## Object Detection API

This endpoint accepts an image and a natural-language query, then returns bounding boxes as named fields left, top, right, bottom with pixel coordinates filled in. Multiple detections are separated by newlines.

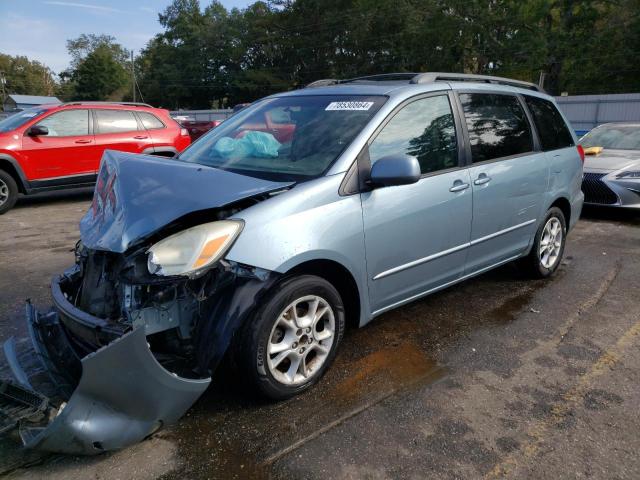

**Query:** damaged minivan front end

left=2, top=150, right=289, bottom=454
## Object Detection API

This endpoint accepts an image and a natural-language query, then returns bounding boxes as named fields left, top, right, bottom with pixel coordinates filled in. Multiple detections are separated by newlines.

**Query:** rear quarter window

left=524, top=96, right=574, bottom=151
left=138, top=112, right=165, bottom=130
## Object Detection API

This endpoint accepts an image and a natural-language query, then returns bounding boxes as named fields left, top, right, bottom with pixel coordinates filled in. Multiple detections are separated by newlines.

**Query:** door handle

left=134, top=135, right=148, bottom=139
left=474, top=174, right=492, bottom=185
left=449, top=181, right=470, bottom=193
left=74, top=139, right=92, bottom=144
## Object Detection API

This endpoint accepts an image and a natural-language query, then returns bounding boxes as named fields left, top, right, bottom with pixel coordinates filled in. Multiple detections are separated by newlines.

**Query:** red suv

left=0, top=102, right=191, bottom=214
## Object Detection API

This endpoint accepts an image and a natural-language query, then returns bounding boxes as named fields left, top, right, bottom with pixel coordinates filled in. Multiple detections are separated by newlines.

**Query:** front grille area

left=582, top=173, right=619, bottom=205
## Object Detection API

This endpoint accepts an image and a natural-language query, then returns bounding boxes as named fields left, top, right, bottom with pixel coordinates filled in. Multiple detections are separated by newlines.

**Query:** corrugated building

left=3, top=94, right=61, bottom=112
left=555, top=93, right=640, bottom=135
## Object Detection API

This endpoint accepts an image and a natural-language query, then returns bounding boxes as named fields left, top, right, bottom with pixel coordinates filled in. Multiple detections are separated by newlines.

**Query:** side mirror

left=27, top=125, right=49, bottom=136
left=369, top=154, right=421, bottom=188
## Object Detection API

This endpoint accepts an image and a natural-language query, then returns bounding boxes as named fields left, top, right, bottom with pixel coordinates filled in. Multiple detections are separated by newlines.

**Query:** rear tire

left=0, top=170, right=18, bottom=215
left=237, top=275, right=345, bottom=400
left=521, top=207, right=567, bottom=278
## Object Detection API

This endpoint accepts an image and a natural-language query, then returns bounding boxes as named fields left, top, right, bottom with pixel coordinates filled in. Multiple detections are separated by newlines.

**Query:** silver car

left=3, top=73, right=584, bottom=454
left=580, top=122, right=640, bottom=208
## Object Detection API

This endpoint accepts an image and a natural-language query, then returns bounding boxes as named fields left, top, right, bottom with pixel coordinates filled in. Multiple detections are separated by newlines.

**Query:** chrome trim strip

left=372, top=254, right=523, bottom=316
left=469, top=219, right=536, bottom=246
left=35, top=172, right=96, bottom=182
left=373, top=219, right=536, bottom=281
left=373, top=242, right=469, bottom=280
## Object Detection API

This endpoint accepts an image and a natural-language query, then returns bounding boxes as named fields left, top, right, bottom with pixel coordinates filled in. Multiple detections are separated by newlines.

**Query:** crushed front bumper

left=2, top=302, right=210, bottom=455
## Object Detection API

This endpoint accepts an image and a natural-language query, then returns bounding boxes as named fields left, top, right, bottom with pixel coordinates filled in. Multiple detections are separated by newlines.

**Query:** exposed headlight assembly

left=147, top=220, right=243, bottom=277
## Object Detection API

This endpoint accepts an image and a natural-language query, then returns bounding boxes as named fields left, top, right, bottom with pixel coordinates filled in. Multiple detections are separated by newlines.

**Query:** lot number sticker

left=325, top=101, right=374, bottom=111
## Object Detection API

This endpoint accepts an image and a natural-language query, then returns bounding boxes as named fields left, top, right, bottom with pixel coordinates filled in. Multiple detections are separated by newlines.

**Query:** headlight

left=147, top=220, right=243, bottom=276
left=617, top=171, right=640, bottom=179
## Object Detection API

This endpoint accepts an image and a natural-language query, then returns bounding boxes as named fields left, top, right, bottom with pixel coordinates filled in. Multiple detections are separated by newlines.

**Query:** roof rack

left=306, top=72, right=543, bottom=92
left=410, top=72, right=542, bottom=92
left=61, top=101, right=153, bottom=107
left=306, top=79, right=340, bottom=88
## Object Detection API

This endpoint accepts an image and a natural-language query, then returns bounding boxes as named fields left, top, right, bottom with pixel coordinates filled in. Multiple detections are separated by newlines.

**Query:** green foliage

left=0, top=53, right=57, bottom=97
left=6, top=0, right=640, bottom=107
left=60, top=34, right=131, bottom=101
left=71, top=45, right=129, bottom=101
left=135, top=0, right=640, bottom=107
left=66, top=34, right=129, bottom=69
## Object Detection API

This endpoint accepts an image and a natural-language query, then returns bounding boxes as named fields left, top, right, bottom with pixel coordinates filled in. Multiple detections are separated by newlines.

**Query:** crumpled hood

left=584, top=149, right=640, bottom=173
left=80, top=150, right=292, bottom=253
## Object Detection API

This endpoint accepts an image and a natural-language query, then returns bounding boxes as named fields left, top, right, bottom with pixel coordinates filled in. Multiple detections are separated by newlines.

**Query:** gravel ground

left=1, top=190, right=639, bottom=480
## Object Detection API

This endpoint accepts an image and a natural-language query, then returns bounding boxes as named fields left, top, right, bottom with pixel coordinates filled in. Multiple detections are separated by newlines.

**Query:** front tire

left=521, top=207, right=567, bottom=278
left=238, top=275, right=345, bottom=400
left=0, top=170, right=18, bottom=215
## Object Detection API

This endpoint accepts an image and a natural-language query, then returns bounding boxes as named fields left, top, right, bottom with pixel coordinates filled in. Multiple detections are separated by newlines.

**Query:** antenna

left=131, top=50, right=136, bottom=103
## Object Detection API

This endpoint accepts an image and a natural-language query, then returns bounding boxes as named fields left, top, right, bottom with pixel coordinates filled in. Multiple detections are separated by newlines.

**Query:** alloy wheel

left=0, top=178, right=8, bottom=207
left=266, top=295, right=336, bottom=385
left=539, top=217, right=563, bottom=269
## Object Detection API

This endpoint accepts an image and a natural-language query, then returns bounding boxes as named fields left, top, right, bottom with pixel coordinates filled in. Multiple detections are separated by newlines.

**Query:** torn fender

left=14, top=310, right=210, bottom=455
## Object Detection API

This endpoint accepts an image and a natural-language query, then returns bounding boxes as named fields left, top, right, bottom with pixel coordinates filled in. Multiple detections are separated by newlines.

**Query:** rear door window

left=369, top=95, right=459, bottom=175
left=459, top=93, right=533, bottom=162
left=95, top=110, right=139, bottom=134
left=138, top=112, right=165, bottom=130
left=523, top=96, right=574, bottom=151
left=36, top=109, right=89, bottom=137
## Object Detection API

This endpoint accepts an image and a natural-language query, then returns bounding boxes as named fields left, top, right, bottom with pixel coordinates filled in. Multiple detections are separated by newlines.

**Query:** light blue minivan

left=7, top=73, right=584, bottom=454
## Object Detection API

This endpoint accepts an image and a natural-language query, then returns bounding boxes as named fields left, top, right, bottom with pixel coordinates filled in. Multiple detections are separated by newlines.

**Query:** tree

left=66, top=34, right=129, bottom=69
left=137, top=0, right=212, bottom=108
left=71, top=45, right=129, bottom=100
left=0, top=53, right=57, bottom=97
left=134, top=0, right=640, bottom=107
left=60, top=34, right=130, bottom=101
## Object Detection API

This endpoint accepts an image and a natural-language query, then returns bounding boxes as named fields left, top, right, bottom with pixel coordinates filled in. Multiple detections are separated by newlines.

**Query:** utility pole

left=0, top=72, right=6, bottom=110
left=131, top=50, right=136, bottom=103
left=538, top=71, right=547, bottom=90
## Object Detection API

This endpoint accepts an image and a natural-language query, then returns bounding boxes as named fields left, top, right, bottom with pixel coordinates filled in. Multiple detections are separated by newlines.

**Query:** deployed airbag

left=213, top=131, right=281, bottom=159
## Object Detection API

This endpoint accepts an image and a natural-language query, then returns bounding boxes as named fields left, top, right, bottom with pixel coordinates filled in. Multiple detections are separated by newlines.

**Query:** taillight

left=180, top=128, right=189, bottom=137
left=577, top=145, right=585, bottom=163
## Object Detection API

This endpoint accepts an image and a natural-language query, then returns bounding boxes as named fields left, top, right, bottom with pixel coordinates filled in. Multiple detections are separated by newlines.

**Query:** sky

left=0, top=0, right=252, bottom=75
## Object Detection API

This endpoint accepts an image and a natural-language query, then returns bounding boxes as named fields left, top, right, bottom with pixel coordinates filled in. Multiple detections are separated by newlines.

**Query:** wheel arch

left=549, top=196, right=571, bottom=227
left=0, top=154, right=29, bottom=194
left=285, top=259, right=362, bottom=330
left=142, top=146, right=177, bottom=157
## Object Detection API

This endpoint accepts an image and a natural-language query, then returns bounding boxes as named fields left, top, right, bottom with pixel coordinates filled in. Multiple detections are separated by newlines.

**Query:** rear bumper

left=2, top=301, right=210, bottom=455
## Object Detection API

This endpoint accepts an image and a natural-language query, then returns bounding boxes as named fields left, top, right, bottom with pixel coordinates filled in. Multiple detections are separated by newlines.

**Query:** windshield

left=581, top=125, right=640, bottom=150
left=178, top=95, right=386, bottom=182
left=0, top=108, right=46, bottom=133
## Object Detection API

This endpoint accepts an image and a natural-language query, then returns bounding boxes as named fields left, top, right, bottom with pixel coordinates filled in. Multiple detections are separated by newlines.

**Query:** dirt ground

left=1, top=190, right=639, bottom=480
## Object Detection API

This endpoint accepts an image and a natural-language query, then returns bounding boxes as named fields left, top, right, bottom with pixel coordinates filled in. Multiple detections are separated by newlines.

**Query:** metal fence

left=555, top=93, right=640, bottom=135
left=169, top=109, right=233, bottom=122
left=3, top=97, right=631, bottom=134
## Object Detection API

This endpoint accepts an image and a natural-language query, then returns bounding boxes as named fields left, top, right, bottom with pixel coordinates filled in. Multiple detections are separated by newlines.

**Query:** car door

left=92, top=109, right=153, bottom=171
left=361, top=93, right=473, bottom=315
left=456, top=92, right=549, bottom=274
left=20, top=108, right=96, bottom=181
